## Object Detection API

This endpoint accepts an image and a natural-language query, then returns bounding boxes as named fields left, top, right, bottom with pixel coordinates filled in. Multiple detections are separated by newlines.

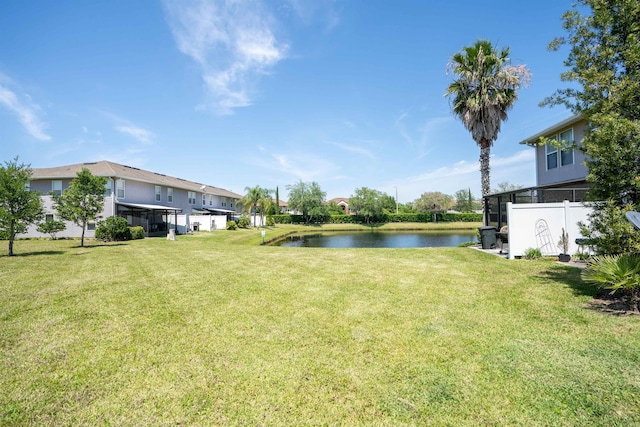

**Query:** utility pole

left=395, top=186, right=399, bottom=214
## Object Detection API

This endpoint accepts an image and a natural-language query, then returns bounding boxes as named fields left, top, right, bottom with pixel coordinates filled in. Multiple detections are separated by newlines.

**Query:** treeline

left=269, top=212, right=482, bottom=225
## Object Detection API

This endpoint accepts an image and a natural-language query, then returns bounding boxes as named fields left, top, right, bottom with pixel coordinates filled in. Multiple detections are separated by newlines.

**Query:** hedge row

left=269, top=212, right=482, bottom=224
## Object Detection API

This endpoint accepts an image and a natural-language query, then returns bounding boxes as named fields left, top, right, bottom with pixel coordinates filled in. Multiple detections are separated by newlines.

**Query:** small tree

left=287, top=181, right=327, bottom=224
left=37, top=220, right=66, bottom=239
left=52, top=168, right=107, bottom=247
left=413, top=192, right=454, bottom=213
left=0, top=157, right=45, bottom=256
left=349, top=187, right=384, bottom=224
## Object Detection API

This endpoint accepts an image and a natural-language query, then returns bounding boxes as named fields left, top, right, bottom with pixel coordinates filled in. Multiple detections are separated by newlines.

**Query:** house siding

left=533, top=119, right=589, bottom=187
left=22, top=161, right=241, bottom=239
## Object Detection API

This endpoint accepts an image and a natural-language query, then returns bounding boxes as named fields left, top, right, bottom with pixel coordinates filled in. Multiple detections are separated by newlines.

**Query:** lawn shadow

left=6, top=250, right=66, bottom=257
left=536, top=264, right=597, bottom=298
left=537, top=264, right=638, bottom=316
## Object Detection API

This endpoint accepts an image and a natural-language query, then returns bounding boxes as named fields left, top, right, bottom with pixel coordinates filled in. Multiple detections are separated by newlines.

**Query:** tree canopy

left=0, top=157, right=45, bottom=256
left=446, top=40, right=531, bottom=197
left=286, top=181, right=326, bottom=223
left=544, top=0, right=640, bottom=254
left=53, top=168, right=107, bottom=247
left=349, top=187, right=385, bottom=224
left=413, top=192, right=454, bottom=213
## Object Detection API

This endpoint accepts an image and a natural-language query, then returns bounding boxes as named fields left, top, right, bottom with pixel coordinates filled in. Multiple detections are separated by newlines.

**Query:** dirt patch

left=589, top=290, right=640, bottom=316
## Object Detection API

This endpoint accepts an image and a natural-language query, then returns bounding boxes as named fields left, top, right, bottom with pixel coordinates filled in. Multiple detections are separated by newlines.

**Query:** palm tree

left=445, top=40, right=531, bottom=197
left=240, top=185, right=263, bottom=227
left=240, top=185, right=273, bottom=227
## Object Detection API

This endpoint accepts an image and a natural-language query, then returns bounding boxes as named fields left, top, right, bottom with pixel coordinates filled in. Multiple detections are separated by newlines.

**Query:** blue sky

left=0, top=0, right=576, bottom=203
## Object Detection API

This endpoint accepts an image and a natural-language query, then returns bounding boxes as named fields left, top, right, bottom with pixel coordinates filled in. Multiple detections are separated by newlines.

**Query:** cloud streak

left=164, top=0, right=288, bottom=115
left=0, top=82, right=51, bottom=141
left=115, top=125, right=154, bottom=144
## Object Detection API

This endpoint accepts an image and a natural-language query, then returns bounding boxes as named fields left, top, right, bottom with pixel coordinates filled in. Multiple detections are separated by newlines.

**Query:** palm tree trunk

left=480, top=145, right=491, bottom=197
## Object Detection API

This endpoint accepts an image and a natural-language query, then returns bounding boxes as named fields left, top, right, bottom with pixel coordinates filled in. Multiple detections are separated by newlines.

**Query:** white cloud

left=394, top=111, right=453, bottom=160
left=0, top=83, right=51, bottom=141
left=164, top=0, right=288, bottom=115
left=115, top=125, right=154, bottom=144
left=329, top=141, right=375, bottom=160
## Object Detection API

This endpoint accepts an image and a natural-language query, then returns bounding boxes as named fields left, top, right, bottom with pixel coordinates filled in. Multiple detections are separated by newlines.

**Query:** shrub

left=266, top=216, right=275, bottom=226
left=129, top=226, right=145, bottom=240
left=36, top=220, right=66, bottom=239
left=226, top=221, right=237, bottom=230
left=523, top=247, right=542, bottom=260
left=237, top=214, right=251, bottom=228
left=95, top=216, right=131, bottom=241
left=582, top=253, right=640, bottom=312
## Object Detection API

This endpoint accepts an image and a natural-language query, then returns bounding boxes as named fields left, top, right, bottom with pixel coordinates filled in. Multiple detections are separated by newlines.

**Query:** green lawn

left=2, top=225, right=640, bottom=425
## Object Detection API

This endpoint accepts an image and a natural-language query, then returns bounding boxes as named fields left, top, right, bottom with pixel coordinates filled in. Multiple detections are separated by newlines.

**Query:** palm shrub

left=582, top=253, right=640, bottom=312
left=237, top=214, right=251, bottom=228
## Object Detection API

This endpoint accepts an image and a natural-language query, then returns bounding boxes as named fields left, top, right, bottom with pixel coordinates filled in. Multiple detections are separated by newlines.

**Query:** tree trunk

left=80, top=221, right=86, bottom=247
left=8, top=224, right=15, bottom=256
left=480, top=145, right=491, bottom=197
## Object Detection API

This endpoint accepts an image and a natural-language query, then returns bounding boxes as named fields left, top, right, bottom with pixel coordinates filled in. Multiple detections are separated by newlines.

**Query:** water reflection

left=275, top=231, right=476, bottom=248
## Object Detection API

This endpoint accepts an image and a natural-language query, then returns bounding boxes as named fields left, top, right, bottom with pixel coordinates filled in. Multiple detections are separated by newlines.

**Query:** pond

left=273, top=230, right=477, bottom=248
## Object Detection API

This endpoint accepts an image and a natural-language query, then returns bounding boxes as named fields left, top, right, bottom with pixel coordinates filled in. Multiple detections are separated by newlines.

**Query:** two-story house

left=25, top=160, right=242, bottom=238
left=485, top=114, right=591, bottom=227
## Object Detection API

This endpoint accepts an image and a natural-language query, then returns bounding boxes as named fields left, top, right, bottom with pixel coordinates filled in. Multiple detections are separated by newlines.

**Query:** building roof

left=519, top=114, right=584, bottom=146
left=31, top=160, right=242, bottom=199
left=329, top=197, right=349, bottom=204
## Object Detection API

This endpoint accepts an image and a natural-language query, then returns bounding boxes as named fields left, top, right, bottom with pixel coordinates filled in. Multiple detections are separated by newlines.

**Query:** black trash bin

left=478, top=226, right=497, bottom=249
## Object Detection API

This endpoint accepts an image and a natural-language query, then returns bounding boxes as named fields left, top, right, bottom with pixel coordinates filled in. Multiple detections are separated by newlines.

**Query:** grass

left=1, top=225, right=640, bottom=425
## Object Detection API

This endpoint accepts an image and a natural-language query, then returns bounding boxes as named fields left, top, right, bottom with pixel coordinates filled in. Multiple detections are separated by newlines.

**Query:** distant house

left=328, top=197, right=350, bottom=214
left=273, top=198, right=290, bottom=214
left=25, top=160, right=242, bottom=238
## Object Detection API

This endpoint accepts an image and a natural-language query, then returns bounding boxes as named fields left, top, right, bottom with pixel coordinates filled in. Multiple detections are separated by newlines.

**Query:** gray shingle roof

left=32, top=160, right=242, bottom=199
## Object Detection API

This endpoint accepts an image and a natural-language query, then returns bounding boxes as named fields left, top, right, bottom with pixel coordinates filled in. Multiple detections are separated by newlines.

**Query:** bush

left=582, top=253, right=640, bottom=311
left=36, top=220, right=66, bottom=239
left=523, top=247, right=542, bottom=260
left=95, top=216, right=132, bottom=241
left=226, top=221, right=237, bottom=230
left=129, top=226, right=145, bottom=240
left=266, top=216, right=276, bottom=226
left=237, top=214, right=251, bottom=228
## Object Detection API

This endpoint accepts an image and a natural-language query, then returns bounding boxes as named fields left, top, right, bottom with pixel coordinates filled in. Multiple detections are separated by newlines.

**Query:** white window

left=167, top=188, right=173, bottom=203
left=87, top=222, right=96, bottom=231
left=116, top=179, right=125, bottom=198
left=188, top=191, right=196, bottom=205
left=45, top=214, right=54, bottom=222
left=559, top=129, right=574, bottom=166
left=52, top=180, right=62, bottom=196
left=230, top=201, right=233, bottom=208
left=208, top=195, right=213, bottom=206
left=546, top=142, right=558, bottom=170
left=221, top=197, right=227, bottom=207
left=104, top=180, right=112, bottom=197
left=155, top=185, right=162, bottom=202
left=202, top=194, right=206, bottom=206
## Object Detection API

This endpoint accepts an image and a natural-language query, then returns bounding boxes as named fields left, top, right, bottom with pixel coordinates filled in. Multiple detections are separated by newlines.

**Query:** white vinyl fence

left=506, top=201, right=593, bottom=260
